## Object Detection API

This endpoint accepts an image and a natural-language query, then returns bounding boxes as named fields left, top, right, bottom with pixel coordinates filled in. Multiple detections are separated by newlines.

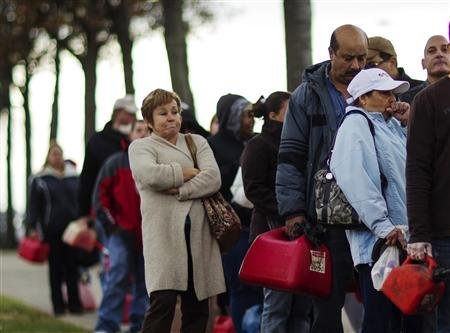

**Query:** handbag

left=314, top=109, right=386, bottom=229
left=184, top=134, right=241, bottom=253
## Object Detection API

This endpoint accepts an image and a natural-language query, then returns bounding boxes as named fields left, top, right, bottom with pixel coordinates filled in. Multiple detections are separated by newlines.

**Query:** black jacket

left=399, top=81, right=427, bottom=104
left=78, top=121, right=129, bottom=217
left=397, top=67, right=423, bottom=91
left=242, top=120, right=284, bottom=241
left=208, top=94, right=254, bottom=225
left=407, top=76, right=450, bottom=241
left=28, top=166, right=79, bottom=241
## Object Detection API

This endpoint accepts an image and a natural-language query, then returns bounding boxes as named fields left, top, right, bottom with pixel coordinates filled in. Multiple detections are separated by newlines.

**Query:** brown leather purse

left=185, top=134, right=241, bottom=253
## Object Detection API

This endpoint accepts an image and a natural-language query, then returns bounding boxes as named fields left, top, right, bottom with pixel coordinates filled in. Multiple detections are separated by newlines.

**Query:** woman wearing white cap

left=329, top=68, right=422, bottom=332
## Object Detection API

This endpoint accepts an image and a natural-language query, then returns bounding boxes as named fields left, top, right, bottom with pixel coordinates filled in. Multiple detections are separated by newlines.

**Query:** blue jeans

left=261, top=288, right=311, bottom=333
left=94, top=232, right=149, bottom=333
left=222, top=229, right=263, bottom=333
left=432, top=237, right=450, bottom=333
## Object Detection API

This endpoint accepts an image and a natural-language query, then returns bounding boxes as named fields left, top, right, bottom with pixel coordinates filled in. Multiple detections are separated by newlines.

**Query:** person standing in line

left=207, top=93, right=263, bottom=333
left=28, top=142, right=82, bottom=316
left=77, top=95, right=138, bottom=226
left=242, top=91, right=313, bottom=332
left=129, top=88, right=225, bottom=333
left=75, top=95, right=138, bottom=284
left=93, top=120, right=150, bottom=333
left=329, top=68, right=426, bottom=332
left=179, top=101, right=210, bottom=138
left=209, top=114, right=219, bottom=136
left=276, top=24, right=368, bottom=333
left=399, top=35, right=450, bottom=104
left=365, top=36, right=423, bottom=89
left=406, top=74, right=450, bottom=333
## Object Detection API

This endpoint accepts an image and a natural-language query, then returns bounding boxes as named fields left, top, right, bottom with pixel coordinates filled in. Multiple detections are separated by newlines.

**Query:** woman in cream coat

left=129, top=89, right=225, bottom=333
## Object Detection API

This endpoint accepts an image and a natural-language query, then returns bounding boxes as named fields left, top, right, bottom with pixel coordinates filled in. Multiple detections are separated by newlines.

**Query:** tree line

left=0, top=0, right=311, bottom=248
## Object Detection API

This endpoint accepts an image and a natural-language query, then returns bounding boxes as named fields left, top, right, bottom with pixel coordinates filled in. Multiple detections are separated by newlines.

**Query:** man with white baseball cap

left=77, top=95, right=137, bottom=240
left=329, top=68, right=424, bottom=331
left=112, top=94, right=139, bottom=135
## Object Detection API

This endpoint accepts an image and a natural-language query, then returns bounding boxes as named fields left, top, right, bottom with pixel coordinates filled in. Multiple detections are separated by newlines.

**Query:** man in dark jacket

left=366, top=36, right=423, bottom=89
left=77, top=95, right=137, bottom=222
left=406, top=75, right=450, bottom=332
left=276, top=24, right=367, bottom=333
left=399, top=35, right=450, bottom=104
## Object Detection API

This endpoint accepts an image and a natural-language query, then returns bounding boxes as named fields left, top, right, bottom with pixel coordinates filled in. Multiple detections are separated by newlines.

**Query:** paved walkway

left=1, top=250, right=196, bottom=332
left=1, top=249, right=100, bottom=330
left=1, top=249, right=357, bottom=332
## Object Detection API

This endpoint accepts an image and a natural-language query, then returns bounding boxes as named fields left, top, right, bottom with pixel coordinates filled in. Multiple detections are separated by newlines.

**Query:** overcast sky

left=1, top=0, right=449, bottom=214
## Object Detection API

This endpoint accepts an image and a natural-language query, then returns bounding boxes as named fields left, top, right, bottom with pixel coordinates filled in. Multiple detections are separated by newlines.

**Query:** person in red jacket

left=93, top=120, right=150, bottom=333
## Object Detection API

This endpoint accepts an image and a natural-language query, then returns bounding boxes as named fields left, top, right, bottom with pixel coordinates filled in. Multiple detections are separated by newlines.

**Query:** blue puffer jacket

left=276, top=61, right=340, bottom=219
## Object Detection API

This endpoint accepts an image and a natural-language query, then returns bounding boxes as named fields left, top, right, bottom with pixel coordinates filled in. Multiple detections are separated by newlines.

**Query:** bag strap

left=184, top=134, right=199, bottom=168
left=327, top=109, right=375, bottom=163
left=328, top=109, right=387, bottom=188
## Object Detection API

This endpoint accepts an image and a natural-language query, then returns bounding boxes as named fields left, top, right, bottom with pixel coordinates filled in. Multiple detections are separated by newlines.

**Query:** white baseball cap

left=113, top=95, right=138, bottom=114
left=346, top=68, right=410, bottom=104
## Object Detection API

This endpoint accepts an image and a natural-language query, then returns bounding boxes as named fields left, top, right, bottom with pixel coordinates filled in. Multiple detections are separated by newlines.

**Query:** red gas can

left=239, top=227, right=332, bottom=298
left=18, top=237, right=50, bottom=263
left=213, top=315, right=235, bottom=333
left=382, top=255, right=445, bottom=315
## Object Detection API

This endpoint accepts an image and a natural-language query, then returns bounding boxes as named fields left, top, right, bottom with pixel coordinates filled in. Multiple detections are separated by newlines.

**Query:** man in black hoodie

left=208, top=94, right=261, bottom=333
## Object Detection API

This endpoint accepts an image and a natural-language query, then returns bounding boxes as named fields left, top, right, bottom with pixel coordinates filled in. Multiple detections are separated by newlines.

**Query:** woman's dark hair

left=252, top=91, right=291, bottom=120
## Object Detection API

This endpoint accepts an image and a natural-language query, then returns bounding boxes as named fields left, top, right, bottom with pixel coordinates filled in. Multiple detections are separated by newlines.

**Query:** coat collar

left=150, top=133, right=193, bottom=161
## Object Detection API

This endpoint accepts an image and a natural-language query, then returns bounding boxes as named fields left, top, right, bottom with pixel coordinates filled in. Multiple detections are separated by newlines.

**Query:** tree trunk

left=162, top=0, right=195, bottom=108
left=4, top=74, right=17, bottom=248
left=81, top=31, right=98, bottom=145
left=49, top=41, right=61, bottom=141
left=284, top=0, right=312, bottom=91
left=24, top=62, right=32, bottom=195
left=108, top=1, right=135, bottom=94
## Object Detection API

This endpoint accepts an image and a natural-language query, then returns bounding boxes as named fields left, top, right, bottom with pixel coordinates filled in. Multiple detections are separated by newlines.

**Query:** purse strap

left=328, top=109, right=387, bottom=188
left=184, top=134, right=199, bottom=168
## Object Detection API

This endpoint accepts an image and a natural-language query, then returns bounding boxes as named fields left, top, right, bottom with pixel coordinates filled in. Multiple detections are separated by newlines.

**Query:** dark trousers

left=48, top=239, right=81, bottom=313
left=311, top=228, right=354, bottom=333
left=141, top=286, right=209, bottom=333
left=358, top=263, right=423, bottom=333
left=221, top=229, right=263, bottom=333
left=141, top=221, right=209, bottom=333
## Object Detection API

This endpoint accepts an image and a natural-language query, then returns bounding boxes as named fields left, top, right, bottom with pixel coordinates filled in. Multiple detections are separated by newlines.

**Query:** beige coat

left=128, top=133, right=225, bottom=300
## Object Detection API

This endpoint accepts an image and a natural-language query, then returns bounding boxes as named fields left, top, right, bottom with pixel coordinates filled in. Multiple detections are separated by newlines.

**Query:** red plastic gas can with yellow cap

left=239, top=227, right=332, bottom=298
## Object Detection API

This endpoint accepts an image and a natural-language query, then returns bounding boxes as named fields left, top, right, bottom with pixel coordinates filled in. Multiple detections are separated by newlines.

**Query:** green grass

left=0, top=295, right=89, bottom=333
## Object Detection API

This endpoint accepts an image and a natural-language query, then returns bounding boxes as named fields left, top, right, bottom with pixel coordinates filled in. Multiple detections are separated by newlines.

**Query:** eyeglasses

left=366, top=52, right=393, bottom=69
left=365, top=60, right=387, bottom=69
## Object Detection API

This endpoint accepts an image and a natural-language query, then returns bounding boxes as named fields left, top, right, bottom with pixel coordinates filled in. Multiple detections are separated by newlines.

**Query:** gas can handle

left=403, top=254, right=438, bottom=270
